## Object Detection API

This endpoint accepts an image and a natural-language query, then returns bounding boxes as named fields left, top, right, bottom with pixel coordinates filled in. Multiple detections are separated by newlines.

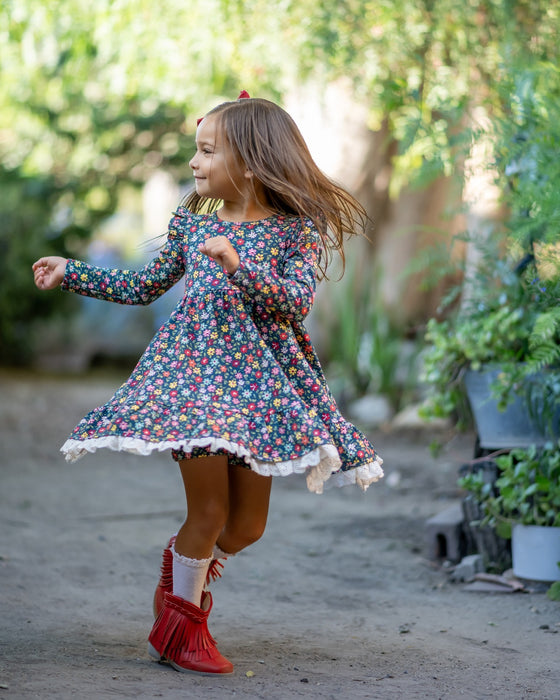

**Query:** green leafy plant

left=459, top=442, right=560, bottom=539
left=419, top=243, right=560, bottom=426
left=547, top=578, right=560, bottom=601
left=420, top=61, right=560, bottom=428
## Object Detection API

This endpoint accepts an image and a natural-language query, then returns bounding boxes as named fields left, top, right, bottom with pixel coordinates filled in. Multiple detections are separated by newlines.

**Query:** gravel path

left=1, top=371, right=559, bottom=699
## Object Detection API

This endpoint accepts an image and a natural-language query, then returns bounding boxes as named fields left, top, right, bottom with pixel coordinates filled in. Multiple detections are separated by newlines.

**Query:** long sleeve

left=228, top=220, right=319, bottom=322
left=61, top=230, right=185, bottom=305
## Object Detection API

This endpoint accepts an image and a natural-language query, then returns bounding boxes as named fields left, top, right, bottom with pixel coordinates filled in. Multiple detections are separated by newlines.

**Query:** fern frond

left=530, top=309, right=560, bottom=348
left=527, top=341, right=560, bottom=371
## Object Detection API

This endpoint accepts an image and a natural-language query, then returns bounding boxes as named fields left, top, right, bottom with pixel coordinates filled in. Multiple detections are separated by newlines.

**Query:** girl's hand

left=32, top=256, right=68, bottom=290
left=199, top=236, right=240, bottom=276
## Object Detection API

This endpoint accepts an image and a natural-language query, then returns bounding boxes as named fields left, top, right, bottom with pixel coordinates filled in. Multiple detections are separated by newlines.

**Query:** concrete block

left=425, top=502, right=467, bottom=563
left=450, top=554, right=484, bottom=582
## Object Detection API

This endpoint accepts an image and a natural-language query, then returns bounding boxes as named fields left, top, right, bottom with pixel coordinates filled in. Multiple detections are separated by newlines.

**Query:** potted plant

left=419, top=62, right=560, bottom=448
left=459, top=442, right=560, bottom=582
left=419, top=248, right=560, bottom=447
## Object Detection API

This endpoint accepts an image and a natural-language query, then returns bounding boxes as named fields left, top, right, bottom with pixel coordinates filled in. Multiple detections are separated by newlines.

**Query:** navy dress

left=60, top=207, right=383, bottom=494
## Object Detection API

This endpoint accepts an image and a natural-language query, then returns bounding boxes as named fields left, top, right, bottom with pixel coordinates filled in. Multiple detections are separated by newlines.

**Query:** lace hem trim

left=325, top=460, right=384, bottom=492
left=61, top=435, right=383, bottom=493
left=61, top=435, right=366, bottom=493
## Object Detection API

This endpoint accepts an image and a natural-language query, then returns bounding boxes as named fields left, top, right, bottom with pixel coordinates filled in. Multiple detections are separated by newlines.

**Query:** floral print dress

left=60, top=207, right=383, bottom=494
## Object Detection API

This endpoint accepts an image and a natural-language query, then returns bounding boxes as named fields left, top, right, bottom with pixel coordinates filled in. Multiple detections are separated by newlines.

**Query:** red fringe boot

left=148, top=591, right=233, bottom=674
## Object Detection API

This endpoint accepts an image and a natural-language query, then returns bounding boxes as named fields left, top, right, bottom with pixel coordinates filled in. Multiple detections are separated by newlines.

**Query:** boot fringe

left=153, top=535, right=176, bottom=618
left=206, top=558, right=225, bottom=585
left=159, top=538, right=175, bottom=588
left=148, top=592, right=232, bottom=674
left=151, top=606, right=213, bottom=659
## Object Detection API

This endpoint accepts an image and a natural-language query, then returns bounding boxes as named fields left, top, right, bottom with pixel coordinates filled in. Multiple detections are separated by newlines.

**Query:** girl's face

left=189, top=115, right=250, bottom=202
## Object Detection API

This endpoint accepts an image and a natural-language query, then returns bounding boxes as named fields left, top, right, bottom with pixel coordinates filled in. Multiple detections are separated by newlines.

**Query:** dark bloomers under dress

left=60, top=207, right=383, bottom=494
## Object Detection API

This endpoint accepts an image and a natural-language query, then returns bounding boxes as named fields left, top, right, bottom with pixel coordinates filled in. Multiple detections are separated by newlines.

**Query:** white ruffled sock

left=171, top=544, right=212, bottom=607
left=213, top=543, right=233, bottom=560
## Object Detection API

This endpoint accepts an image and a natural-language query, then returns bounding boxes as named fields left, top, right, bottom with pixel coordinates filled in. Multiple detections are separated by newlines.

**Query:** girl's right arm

left=33, top=229, right=185, bottom=305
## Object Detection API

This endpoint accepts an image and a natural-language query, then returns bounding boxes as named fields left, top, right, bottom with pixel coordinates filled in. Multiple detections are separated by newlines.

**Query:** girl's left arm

left=228, top=222, right=319, bottom=322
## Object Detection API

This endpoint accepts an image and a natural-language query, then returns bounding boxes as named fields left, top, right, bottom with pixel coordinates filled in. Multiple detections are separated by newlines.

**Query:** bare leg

left=175, top=455, right=230, bottom=559
left=216, top=464, right=273, bottom=555
left=153, top=458, right=272, bottom=610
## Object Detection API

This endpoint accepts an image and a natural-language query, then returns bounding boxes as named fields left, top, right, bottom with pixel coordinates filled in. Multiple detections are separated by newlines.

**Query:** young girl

left=33, top=92, right=383, bottom=676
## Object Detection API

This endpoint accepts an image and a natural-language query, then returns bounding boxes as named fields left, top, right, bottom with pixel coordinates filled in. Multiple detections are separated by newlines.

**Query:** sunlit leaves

left=1, top=0, right=559, bottom=363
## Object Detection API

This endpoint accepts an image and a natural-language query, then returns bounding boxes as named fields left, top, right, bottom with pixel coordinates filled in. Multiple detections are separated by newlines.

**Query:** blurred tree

left=290, top=0, right=558, bottom=188
left=0, top=0, right=243, bottom=363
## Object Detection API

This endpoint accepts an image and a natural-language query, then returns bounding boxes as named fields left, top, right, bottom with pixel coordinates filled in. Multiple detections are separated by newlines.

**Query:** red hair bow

left=197, top=91, right=250, bottom=126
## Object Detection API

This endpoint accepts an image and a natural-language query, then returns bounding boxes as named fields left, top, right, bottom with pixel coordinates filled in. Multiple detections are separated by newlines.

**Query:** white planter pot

left=512, top=524, right=560, bottom=581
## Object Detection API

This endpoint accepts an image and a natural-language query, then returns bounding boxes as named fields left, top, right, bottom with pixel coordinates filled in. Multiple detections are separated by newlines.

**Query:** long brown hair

left=182, top=97, right=369, bottom=279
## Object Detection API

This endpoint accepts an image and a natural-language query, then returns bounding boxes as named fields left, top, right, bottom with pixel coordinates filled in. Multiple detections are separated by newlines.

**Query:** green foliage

left=459, top=443, right=560, bottom=532
left=547, top=580, right=560, bottom=601
left=2, top=0, right=560, bottom=365
left=0, top=0, right=244, bottom=362
left=292, top=0, right=559, bottom=191
left=491, top=62, right=560, bottom=251
left=0, top=99, right=194, bottom=363
left=420, top=59, right=560, bottom=425
left=0, top=171, right=78, bottom=363
left=319, top=248, right=416, bottom=411
left=419, top=230, right=560, bottom=424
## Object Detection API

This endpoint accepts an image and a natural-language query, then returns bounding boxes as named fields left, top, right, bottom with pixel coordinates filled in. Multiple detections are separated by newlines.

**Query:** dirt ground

left=1, top=369, right=559, bottom=700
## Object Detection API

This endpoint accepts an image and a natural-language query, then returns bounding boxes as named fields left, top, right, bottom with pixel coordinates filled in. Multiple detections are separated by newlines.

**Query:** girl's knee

left=223, top=518, right=267, bottom=553
left=241, top=528, right=265, bottom=550
left=188, top=499, right=229, bottom=537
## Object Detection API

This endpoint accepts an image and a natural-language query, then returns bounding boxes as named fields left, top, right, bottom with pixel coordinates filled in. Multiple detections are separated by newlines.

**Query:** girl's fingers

left=32, top=258, right=47, bottom=271
left=198, top=238, right=239, bottom=275
left=199, top=240, right=228, bottom=256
